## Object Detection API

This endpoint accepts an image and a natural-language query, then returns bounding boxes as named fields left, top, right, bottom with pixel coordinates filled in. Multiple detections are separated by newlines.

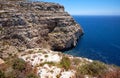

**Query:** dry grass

left=99, top=68, right=120, bottom=78
left=0, top=58, right=39, bottom=78
left=59, top=56, right=71, bottom=70
left=77, top=61, right=107, bottom=76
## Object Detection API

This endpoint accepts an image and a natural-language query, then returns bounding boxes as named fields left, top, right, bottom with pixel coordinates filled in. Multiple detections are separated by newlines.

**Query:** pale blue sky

left=33, top=0, right=120, bottom=15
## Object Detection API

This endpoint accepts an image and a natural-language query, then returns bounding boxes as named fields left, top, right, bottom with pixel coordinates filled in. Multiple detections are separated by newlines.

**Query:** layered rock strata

left=0, top=1, right=83, bottom=51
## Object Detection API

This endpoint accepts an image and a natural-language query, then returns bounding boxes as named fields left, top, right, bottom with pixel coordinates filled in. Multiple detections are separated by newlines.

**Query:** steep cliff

left=1, top=1, right=120, bottom=78
left=0, top=0, right=83, bottom=51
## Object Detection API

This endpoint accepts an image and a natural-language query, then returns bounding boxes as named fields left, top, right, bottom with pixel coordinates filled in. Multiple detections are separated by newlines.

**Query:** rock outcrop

left=0, top=0, right=83, bottom=51
left=19, top=48, right=93, bottom=78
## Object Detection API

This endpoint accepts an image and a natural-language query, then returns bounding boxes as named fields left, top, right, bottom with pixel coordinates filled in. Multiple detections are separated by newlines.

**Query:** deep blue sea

left=65, top=16, right=120, bottom=66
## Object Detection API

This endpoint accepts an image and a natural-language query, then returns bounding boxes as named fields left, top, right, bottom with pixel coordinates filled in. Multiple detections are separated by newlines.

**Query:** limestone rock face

left=0, top=1, right=83, bottom=51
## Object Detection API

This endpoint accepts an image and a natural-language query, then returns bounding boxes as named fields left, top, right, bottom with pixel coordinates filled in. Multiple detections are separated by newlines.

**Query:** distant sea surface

left=65, top=15, right=120, bottom=66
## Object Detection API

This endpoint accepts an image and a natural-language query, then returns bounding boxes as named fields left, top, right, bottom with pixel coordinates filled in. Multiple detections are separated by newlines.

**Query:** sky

left=33, top=0, right=120, bottom=15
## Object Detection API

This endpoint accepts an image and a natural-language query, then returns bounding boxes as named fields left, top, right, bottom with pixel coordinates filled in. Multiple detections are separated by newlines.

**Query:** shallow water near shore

left=65, top=15, right=120, bottom=66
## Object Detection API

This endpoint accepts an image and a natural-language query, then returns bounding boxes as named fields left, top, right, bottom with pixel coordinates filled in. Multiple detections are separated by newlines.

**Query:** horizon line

left=71, top=14, right=120, bottom=16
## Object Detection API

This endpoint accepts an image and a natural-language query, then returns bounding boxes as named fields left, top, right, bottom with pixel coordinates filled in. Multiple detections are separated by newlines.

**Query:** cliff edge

left=0, top=0, right=83, bottom=51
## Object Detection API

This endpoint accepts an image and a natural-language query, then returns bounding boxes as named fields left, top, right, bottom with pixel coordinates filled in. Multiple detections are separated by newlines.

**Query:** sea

left=65, top=15, right=120, bottom=66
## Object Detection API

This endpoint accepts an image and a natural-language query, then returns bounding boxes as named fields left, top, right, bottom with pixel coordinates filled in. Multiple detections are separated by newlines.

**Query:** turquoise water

left=65, top=16, right=120, bottom=66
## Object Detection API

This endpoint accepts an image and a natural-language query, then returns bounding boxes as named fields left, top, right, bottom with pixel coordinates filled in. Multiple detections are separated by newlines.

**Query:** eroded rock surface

left=0, top=0, right=83, bottom=51
left=19, top=48, right=92, bottom=78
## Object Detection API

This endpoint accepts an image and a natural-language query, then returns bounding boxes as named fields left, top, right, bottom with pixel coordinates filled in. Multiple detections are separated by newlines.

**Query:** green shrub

left=77, top=61, right=107, bottom=76
left=0, top=27, right=3, bottom=31
left=44, top=55, right=48, bottom=58
left=12, top=58, right=26, bottom=71
left=60, top=56, right=71, bottom=70
left=0, top=70, right=5, bottom=78
left=26, top=73, right=38, bottom=78
left=40, top=62, right=55, bottom=66
left=5, top=71, right=16, bottom=78
left=99, top=68, right=120, bottom=78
